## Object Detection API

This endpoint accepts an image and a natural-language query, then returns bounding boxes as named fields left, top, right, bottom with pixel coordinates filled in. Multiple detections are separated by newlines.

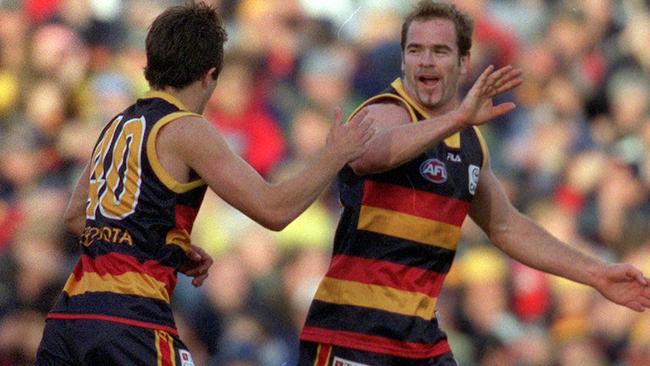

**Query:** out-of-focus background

left=0, top=0, right=649, bottom=365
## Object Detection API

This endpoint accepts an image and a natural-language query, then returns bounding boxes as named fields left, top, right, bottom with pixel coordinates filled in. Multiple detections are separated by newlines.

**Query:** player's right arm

left=167, top=109, right=373, bottom=231
left=349, top=65, right=522, bottom=175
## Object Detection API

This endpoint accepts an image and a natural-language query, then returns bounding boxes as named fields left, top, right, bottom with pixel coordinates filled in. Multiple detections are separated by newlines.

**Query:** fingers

left=486, top=66, right=523, bottom=97
left=625, top=266, right=648, bottom=286
left=492, top=76, right=523, bottom=96
left=490, top=102, right=517, bottom=118
left=638, top=295, right=650, bottom=308
left=192, top=272, right=209, bottom=287
left=468, top=64, right=495, bottom=96
left=626, top=301, right=645, bottom=312
left=186, top=248, right=202, bottom=262
left=348, top=108, right=369, bottom=126
left=180, top=245, right=214, bottom=287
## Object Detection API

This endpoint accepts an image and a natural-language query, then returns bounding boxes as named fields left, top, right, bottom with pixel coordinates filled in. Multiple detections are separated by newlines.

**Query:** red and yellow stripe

left=358, top=181, right=469, bottom=250
left=326, top=255, right=446, bottom=296
left=63, top=253, right=176, bottom=303
left=155, top=330, right=176, bottom=366
left=313, top=343, right=332, bottom=366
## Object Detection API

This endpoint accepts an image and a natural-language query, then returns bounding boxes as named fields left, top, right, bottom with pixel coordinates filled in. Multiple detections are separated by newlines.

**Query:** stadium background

left=0, top=0, right=649, bottom=365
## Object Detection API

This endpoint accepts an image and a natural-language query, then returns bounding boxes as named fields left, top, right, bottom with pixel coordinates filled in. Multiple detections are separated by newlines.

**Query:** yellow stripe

left=144, top=90, right=190, bottom=111
left=63, top=271, right=170, bottom=303
left=166, top=228, right=192, bottom=253
left=347, top=93, right=418, bottom=124
left=314, top=277, right=437, bottom=320
left=155, top=330, right=163, bottom=366
left=390, top=78, right=461, bottom=148
left=168, top=333, right=176, bottom=366
left=358, top=206, right=460, bottom=251
left=146, top=111, right=206, bottom=193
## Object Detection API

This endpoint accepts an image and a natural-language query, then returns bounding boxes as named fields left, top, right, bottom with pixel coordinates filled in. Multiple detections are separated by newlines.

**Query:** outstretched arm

left=469, top=160, right=650, bottom=312
left=350, top=65, right=522, bottom=175
left=166, top=109, right=373, bottom=231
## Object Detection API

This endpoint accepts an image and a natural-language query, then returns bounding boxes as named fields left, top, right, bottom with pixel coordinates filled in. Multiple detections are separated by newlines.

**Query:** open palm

left=457, top=65, right=523, bottom=126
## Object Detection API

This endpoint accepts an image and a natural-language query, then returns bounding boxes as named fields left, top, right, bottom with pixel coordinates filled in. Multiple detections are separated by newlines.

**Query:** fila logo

left=333, top=356, right=372, bottom=366
left=420, top=158, right=448, bottom=184
left=179, top=350, right=195, bottom=366
left=447, top=152, right=461, bottom=162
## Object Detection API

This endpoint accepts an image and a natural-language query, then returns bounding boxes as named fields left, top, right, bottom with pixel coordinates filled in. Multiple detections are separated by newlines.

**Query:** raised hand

left=179, top=244, right=214, bottom=287
left=457, top=64, right=523, bottom=127
left=325, top=107, right=375, bottom=162
left=593, top=263, right=650, bottom=312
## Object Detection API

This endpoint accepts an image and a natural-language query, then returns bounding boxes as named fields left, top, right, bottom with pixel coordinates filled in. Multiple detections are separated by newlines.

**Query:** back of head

left=401, top=0, right=474, bottom=57
left=144, top=2, right=228, bottom=90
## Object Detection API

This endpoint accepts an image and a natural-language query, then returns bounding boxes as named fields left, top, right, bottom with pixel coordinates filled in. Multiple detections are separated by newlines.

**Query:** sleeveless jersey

left=300, top=79, right=487, bottom=358
left=48, top=91, right=207, bottom=335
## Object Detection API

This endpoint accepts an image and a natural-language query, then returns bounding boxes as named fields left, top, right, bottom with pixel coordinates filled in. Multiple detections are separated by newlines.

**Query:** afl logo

left=420, top=158, right=448, bottom=183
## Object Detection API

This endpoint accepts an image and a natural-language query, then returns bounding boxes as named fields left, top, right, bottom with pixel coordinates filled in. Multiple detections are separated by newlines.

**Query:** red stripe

left=46, top=313, right=179, bottom=336
left=301, top=326, right=451, bottom=359
left=362, top=180, right=469, bottom=226
left=316, top=344, right=331, bottom=366
left=72, top=253, right=177, bottom=295
left=158, top=331, right=173, bottom=366
left=175, top=204, right=199, bottom=232
left=327, top=255, right=446, bottom=297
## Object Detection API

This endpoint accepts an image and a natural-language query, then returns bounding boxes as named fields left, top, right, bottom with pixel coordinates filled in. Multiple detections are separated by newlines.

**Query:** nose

left=418, top=49, right=435, bottom=67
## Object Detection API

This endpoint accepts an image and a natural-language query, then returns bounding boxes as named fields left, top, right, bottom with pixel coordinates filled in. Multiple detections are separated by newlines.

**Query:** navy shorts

left=36, top=318, right=196, bottom=366
left=299, top=341, right=458, bottom=366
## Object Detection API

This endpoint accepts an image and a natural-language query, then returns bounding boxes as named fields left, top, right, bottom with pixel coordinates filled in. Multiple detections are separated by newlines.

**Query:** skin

left=63, top=67, right=374, bottom=287
left=349, top=18, right=650, bottom=311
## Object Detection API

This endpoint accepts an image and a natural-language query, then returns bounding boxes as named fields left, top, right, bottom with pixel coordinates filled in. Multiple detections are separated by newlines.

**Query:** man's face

left=401, top=18, right=468, bottom=114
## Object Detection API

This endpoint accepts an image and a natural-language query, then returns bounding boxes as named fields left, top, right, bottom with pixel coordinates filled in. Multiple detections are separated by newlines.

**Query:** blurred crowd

left=0, top=0, right=649, bottom=365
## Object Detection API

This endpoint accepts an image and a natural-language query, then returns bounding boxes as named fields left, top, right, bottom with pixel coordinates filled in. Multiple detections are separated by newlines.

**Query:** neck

left=159, top=85, right=204, bottom=114
left=424, top=98, right=459, bottom=118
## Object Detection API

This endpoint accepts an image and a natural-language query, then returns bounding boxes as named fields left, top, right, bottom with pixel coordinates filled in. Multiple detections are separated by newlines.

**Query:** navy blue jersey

left=48, top=91, right=207, bottom=334
left=301, top=79, right=487, bottom=358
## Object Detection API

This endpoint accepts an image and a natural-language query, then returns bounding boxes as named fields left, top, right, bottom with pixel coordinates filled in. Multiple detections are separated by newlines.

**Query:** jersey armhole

left=473, top=126, right=489, bottom=169
left=146, top=111, right=207, bottom=193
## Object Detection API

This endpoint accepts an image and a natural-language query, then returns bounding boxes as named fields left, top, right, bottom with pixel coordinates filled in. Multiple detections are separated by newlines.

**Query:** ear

left=201, top=67, right=218, bottom=88
left=459, top=52, right=470, bottom=76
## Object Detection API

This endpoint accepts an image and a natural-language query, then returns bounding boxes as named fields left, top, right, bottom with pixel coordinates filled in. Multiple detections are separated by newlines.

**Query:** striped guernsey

left=47, top=91, right=207, bottom=335
left=300, top=79, right=487, bottom=359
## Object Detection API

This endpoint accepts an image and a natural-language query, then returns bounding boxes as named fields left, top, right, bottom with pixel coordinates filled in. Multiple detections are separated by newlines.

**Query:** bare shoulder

left=362, top=100, right=412, bottom=127
left=158, top=114, right=213, bottom=138
left=156, top=114, right=226, bottom=162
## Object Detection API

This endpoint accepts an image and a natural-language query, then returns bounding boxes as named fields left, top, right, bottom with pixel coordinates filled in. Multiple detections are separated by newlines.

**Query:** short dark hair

left=144, top=2, right=228, bottom=90
left=401, top=0, right=474, bottom=57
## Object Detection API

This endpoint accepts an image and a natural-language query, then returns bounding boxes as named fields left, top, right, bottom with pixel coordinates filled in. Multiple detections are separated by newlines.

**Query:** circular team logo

left=420, top=158, right=448, bottom=184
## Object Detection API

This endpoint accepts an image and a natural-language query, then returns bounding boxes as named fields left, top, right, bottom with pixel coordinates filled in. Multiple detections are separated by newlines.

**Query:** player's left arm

left=63, top=164, right=90, bottom=237
left=469, top=158, right=650, bottom=312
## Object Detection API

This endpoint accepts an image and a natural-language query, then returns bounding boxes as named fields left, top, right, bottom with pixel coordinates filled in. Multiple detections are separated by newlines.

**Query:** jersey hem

left=46, top=312, right=179, bottom=336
